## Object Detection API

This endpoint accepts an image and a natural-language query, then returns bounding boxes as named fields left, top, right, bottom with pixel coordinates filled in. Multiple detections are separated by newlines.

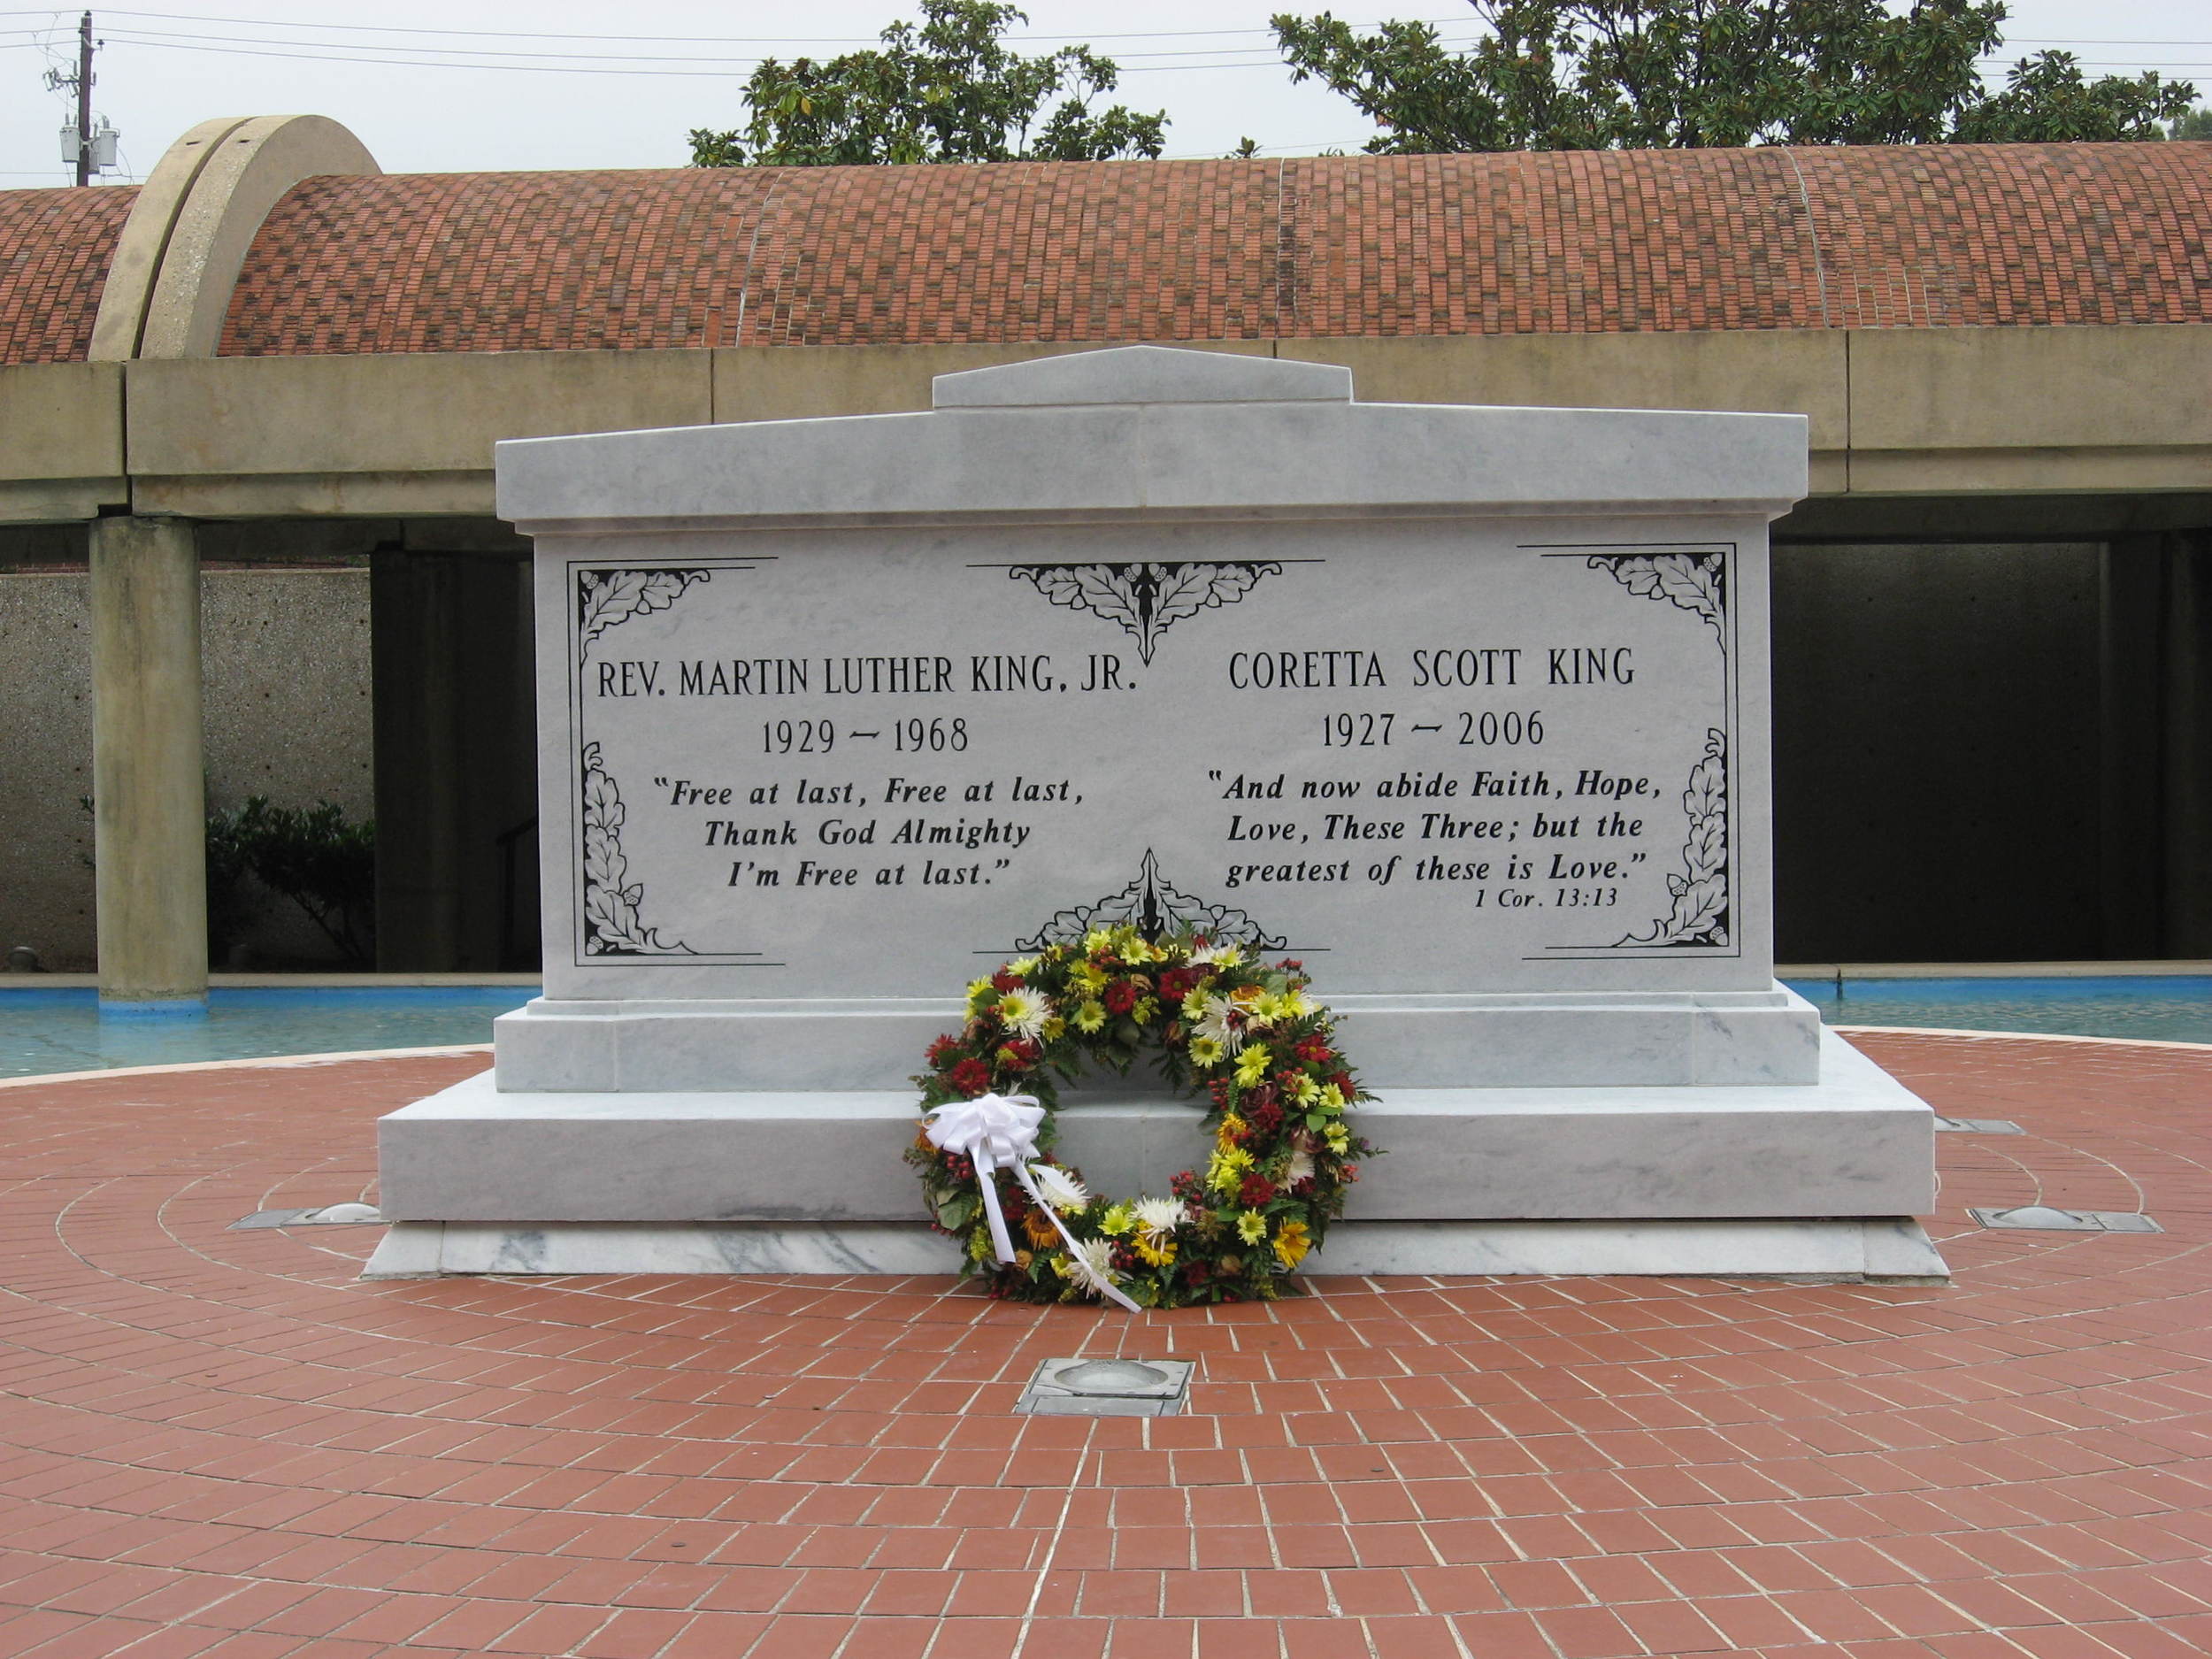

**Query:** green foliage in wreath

left=907, top=925, right=1380, bottom=1307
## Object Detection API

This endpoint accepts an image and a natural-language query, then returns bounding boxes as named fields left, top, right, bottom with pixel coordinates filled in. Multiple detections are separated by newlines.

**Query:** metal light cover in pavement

left=1969, top=1205, right=2163, bottom=1233
left=1017, top=1357, right=1194, bottom=1417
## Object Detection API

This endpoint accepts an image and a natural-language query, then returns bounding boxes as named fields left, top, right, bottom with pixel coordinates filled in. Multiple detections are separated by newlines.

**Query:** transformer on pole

left=46, top=12, right=114, bottom=186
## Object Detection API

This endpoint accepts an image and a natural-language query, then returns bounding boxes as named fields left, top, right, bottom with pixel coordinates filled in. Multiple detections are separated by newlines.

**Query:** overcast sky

left=4, top=0, right=2207, bottom=185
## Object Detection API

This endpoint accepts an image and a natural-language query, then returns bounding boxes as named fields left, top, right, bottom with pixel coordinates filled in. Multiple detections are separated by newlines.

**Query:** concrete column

left=90, top=514, right=208, bottom=1008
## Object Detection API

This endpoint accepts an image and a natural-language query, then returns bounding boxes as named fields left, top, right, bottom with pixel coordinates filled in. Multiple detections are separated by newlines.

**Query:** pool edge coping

left=0, top=1044, right=493, bottom=1090
left=5, top=1025, right=2208, bottom=1091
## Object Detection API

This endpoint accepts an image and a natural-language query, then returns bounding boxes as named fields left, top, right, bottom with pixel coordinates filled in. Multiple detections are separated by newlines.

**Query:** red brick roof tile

left=0, top=185, right=134, bottom=365
left=212, top=147, right=2211, bottom=356
left=5, top=147, right=2209, bottom=366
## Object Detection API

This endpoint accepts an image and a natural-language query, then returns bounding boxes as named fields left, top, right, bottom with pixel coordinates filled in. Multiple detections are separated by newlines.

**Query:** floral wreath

left=907, top=925, right=1380, bottom=1308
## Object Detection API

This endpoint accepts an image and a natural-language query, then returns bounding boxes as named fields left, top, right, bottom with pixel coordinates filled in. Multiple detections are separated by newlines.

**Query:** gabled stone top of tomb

left=933, top=346, right=1353, bottom=410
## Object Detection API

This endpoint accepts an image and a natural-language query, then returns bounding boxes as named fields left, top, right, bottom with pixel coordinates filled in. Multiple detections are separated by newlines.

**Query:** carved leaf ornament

left=1620, top=729, right=1730, bottom=948
left=908, top=927, right=1380, bottom=1308
left=580, top=743, right=690, bottom=955
left=1016, top=849, right=1286, bottom=954
left=1009, top=561, right=1283, bottom=664
left=577, top=568, right=711, bottom=657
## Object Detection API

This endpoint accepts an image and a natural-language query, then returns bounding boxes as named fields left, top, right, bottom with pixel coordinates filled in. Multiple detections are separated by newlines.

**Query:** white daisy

left=1285, top=1147, right=1316, bottom=1187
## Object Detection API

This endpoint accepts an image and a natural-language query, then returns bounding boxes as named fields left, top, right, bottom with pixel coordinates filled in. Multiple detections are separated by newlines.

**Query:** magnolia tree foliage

left=1271, top=0, right=2197, bottom=152
left=690, top=0, right=1167, bottom=166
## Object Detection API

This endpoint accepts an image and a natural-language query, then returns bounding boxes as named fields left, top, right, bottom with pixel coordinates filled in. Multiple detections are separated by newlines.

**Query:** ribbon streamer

left=924, top=1092, right=1141, bottom=1314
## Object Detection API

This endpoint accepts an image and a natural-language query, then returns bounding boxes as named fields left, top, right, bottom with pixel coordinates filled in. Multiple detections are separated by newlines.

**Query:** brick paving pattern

left=1, top=1031, right=2209, bottom=1656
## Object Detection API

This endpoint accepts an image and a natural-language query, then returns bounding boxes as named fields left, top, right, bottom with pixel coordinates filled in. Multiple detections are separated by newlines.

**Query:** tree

left=689, top=0, right=1166, bottom=166
left=2168, top=105, right=2212, bottom=142
left=1270, top=0, right=2196, bottom=153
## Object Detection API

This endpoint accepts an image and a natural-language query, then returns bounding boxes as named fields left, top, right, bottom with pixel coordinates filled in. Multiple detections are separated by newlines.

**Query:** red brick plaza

left=2, top=1032, right=2208, bottom=1659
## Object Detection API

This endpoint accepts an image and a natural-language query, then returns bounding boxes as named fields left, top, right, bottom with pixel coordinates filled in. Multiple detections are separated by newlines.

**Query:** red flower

left=1158, top=967, right=1198, bottom=1003
left=1183, top=1259, right=1211, bottom=1284
left=991, top=970, right=1022, bottom=992
left=926, top=1035, right=960, bottom=1066
left=1246, top=1100, right=1283, bottom=1136
left=1330, top=1071, right=1356, bottom=1098
left=948, top=1057, right=994, bottom=1096
left=1294, top=1037, right=1333, bottom=1064
left=1239, top=1173, right=1278, bottom=1207
left=999, top=1039, right=1041, bottom=1068
left=1103, top=979, right=1139, bottom=1015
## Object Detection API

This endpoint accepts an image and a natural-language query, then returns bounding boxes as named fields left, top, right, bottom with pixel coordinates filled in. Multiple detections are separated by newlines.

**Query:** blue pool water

left=0, top=986, right=537, bottom=1079
left=2, top=978, right=2207, bottom=1081
left=1784, top=976, right=2212, bottom=1046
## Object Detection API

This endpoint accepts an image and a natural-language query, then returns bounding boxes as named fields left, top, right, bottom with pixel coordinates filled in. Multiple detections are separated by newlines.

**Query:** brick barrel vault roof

left=5, top=145, right=2210, bottom=364
left=0, top=185, right=135, bottom=364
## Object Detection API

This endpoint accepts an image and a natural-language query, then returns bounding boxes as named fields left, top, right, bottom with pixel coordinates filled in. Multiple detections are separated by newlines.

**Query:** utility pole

left=46, top=12, right=101, bottom=185
left=74, top=12, right=93, bottom=187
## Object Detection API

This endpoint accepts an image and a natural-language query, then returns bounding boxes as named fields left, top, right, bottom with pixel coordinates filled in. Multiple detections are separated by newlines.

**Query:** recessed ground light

left=1016, top=1357, right=1194, bottom=1417
left=1935, top=1118, right=2024, bottom=1134
left=229, top=1203, right=384, bottom=1230
left=1969, top=1205, right=2162, bottom=1233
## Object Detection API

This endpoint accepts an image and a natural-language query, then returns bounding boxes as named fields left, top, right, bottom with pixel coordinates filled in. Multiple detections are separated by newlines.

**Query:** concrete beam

left=1848, top=324, right=2212, bottom=456
left=89, top=516, right=207, bottom=1007
left=0, top=363, right=126, bottom=524
left=126, top=349, right=714, bottom=518
left=73, top=326, right=2212, bottom=520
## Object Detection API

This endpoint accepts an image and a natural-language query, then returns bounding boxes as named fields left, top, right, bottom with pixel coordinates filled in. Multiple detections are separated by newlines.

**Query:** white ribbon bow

left=924, top=1091, right=1140, bottom=1313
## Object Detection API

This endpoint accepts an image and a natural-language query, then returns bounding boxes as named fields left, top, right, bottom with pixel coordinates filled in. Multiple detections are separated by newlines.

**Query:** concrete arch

left=90, top=114, right=378, bottom=363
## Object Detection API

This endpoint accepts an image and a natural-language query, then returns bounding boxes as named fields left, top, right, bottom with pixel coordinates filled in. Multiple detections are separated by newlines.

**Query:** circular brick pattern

left=2, top=1033, right=2209, bottom=1658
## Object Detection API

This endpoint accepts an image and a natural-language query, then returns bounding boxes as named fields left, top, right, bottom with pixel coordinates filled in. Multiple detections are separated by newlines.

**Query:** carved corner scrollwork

left=1005, top=561, right=1283, bottom=664
left=1015, top=849, right=1288, bottom=953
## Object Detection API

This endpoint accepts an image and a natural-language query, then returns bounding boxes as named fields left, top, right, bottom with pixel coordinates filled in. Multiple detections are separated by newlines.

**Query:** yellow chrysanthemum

left=965, top=978, right=995, bottom=1013
left=1005, top=956, right=1039, bottom=977
left=1324, top=1123, right=1350, bottom=1153
left=1289, top=1072, right=1321, bottom=1105
left=1100, top=1203, right=1135, bottom=1237
left=1318, top=1082, right=1346, bottom=1111
left=1237, top=1210, right=1268, bottom=1244
left=1134, top=1235, right=1179, bottom=1267
left=1083, top=928, right=1117, bottom=955
left=1219, top=1112, right=1248, bottom=1141
left=1071, top=962, right=1109, bottom=994
left=1209, top=1146, right=1255, bottom=1194
left=1235, top=1044, right=1271, bottom=1087
left=1073, top=1001, right=1108, bottom=1033
left=1272, top=1219, right=1311, bottom=1269
left=1188, top=1035, right=1225, bottom=1068
left=1041, top=1017, right=1066, bottom=1041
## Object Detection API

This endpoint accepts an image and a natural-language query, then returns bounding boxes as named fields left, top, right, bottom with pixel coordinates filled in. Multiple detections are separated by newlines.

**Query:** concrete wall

left=0, top=565, right=372, bottom=971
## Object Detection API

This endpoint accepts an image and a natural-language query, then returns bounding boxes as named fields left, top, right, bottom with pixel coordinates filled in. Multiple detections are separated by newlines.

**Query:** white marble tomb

left=370, top=345, right=1945, bottom=1282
